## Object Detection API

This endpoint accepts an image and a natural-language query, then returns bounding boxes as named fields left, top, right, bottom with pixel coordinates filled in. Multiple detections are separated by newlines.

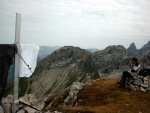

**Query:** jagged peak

left=128, top=42, right=137, bottom=50
left=130, top=42, right=136, bottom=46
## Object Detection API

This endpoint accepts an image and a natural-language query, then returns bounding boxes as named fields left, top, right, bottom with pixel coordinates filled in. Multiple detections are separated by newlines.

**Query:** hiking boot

left=118, top=84, right=125, bottom=88
left=117, top=81, right=125, bottom=88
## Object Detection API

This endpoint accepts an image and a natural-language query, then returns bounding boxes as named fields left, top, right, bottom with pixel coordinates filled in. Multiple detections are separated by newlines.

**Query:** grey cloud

left=0, top=0, right=149, bottom=49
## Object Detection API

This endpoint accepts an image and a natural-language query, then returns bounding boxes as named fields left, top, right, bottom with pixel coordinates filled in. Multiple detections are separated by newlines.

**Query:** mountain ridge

left=5, top=41, right=150, bottom=100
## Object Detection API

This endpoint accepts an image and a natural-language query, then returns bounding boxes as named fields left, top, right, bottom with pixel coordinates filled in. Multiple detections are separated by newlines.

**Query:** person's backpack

left=138, top=69, right=150, bottom=77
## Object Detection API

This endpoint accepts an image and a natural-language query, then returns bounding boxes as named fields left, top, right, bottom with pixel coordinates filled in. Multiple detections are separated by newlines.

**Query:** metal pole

left=12, top=13, right=21, bottom=113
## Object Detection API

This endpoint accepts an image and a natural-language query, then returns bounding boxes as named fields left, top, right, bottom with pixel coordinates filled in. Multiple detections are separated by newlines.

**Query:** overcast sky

left=0, top=0, right=150, bottom=49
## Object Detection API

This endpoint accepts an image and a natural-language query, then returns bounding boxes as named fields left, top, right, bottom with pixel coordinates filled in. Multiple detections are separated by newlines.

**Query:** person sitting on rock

left=118, top=57, right=140, bottom=87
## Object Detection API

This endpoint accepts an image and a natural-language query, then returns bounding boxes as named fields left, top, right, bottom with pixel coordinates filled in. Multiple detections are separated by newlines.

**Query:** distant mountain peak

left=127, top=42, right=138, bottom=56
left=128, top=42, right=137, bottom=50
left=139, top=40, right=150, bottom=57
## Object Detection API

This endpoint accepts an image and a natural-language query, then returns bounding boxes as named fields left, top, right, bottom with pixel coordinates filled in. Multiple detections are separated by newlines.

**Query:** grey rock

left=140, top=87, right=146, bottom=92
left=19, top=94, right=38, bottom=106
left=64, top=82, right=84, bottom=106
left=143, top=81, right=149, bottom=84
left=1, top=94, right=13, bottom=105
left=2, top=104, right=11, bottom=113
left=126, top=74, right=150, bottom=92
left=141, top=83, right=149, bottom=88
left=143, top=76, right=149, bottom=81
left=84, top=75, right=91, bottom=83
left=17, top=109, right=25, bottom=113
left=0, top=105, right=4, bottom=113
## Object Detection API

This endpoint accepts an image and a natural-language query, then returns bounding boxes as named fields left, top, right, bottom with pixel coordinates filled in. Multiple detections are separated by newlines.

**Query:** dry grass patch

left=64, top=78, right=150, bottom=113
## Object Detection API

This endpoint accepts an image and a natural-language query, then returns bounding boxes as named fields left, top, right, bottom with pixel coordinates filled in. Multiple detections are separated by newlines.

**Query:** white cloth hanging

left=19, top=44, right=39, bottom=77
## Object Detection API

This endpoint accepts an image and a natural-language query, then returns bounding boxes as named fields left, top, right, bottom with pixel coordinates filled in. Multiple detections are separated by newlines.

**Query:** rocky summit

left=91, top=45, right=133, bottom=77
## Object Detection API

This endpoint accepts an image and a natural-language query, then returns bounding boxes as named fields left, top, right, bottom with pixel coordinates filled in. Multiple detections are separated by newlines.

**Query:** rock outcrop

left=43, top=77, right=92, bottom=112
left=1, top=94, right=40, bottom=113
left=64, top=82, right=84, bottom=106
left=126, top=75, right=150, bottom=92
left=1, top=94, right=13, bottom=113
left=140, top=52, right=150, bottom=69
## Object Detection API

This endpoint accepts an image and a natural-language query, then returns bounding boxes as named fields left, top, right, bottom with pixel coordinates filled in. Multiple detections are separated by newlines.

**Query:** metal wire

left=17, top=53, right=47, bottom=92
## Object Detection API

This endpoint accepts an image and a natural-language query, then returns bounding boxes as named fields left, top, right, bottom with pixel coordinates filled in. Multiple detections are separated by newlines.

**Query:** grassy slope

left=64, top=78, right=150, bottom=113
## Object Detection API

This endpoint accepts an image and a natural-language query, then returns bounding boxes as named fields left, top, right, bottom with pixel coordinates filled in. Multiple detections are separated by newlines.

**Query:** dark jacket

left=139, top=69, right=150, bottom=77
left=0, top=44, right=18, bottom=102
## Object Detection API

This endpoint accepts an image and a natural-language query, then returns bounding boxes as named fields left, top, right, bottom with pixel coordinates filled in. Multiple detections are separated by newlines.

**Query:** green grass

left=19, top=77, right=29, bottom=97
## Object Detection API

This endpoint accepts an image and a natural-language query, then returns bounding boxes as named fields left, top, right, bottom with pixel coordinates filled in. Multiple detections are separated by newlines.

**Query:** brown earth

left=64, top=78, right=150, bottom=113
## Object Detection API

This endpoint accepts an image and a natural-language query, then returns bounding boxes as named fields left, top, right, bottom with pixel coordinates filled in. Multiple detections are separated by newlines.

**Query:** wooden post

left=12, top=13, right=21, bottom=113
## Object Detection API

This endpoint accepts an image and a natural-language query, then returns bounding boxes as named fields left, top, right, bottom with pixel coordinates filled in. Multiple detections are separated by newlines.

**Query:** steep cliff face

left=27, top=46, right=92, bottom=99
left=91, top=45, right=133, bottom=77
left=140, top=52, right=150, bottom=69
left=138, top=41, right=150, bottom=58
